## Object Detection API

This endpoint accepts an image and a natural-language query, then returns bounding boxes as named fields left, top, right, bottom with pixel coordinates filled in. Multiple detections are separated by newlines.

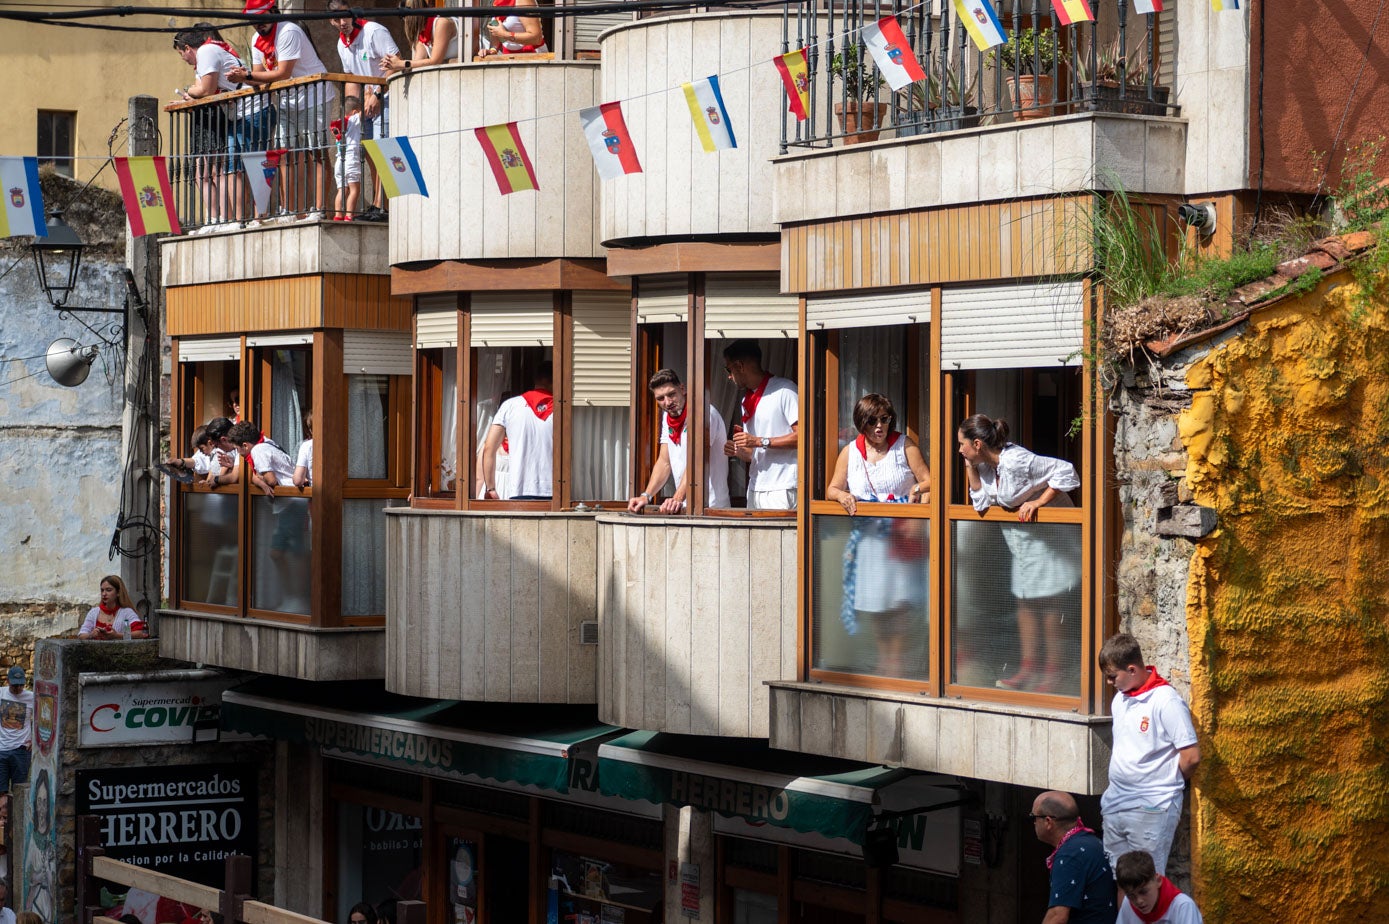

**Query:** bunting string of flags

left=0, top=0, right=1200, bottom=228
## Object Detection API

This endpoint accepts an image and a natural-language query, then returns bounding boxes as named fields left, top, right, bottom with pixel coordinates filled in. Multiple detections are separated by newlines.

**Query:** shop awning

left=597, top=731, right=914, bottom=844
left=222, top=677, right=622, bottom=795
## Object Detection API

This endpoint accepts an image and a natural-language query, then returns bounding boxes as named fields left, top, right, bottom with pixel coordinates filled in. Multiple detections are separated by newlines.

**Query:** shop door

left=483, top=835, right=529, bottom=923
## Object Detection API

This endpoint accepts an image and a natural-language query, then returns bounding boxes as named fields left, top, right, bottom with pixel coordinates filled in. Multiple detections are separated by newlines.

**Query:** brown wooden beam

left=391, top=258, right=623, bottom=294
left=605, top=241, right=781, bottom=277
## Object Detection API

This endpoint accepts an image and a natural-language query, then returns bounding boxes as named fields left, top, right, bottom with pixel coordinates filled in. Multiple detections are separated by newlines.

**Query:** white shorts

left=1103, top=796, right=1183, bottom=875
left=747, top=488, right=797, bottom=511
left=336, top=143, right=362, bottom=185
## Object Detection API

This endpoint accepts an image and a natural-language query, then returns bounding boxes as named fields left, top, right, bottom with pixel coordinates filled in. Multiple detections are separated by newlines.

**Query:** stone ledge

left=768, top=681, right=1111, bottom=794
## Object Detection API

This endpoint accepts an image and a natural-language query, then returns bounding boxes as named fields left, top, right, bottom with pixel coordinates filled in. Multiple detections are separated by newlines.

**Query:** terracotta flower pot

left=835, top=101, right=890, bottom=144
left=1008, top=74, right=1055, bottom=120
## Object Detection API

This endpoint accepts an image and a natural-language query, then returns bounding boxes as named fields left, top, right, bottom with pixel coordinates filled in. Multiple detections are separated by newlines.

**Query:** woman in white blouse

left=957, top=413, right=1081, bottom=693
left=827, top=394, right=931, bottom=678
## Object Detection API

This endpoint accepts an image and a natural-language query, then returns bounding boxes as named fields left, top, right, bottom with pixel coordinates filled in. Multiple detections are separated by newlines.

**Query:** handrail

left=91, top=856, right=222, bottom=909
left=164, top=73, right=387, bottom=114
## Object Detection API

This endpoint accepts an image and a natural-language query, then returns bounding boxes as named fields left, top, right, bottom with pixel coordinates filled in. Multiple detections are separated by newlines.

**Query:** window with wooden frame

left=414, top=294, right=461, bottom=502
left=806, top=295, right=933, bottom=687
left=630, top=273, right=800, bottom=516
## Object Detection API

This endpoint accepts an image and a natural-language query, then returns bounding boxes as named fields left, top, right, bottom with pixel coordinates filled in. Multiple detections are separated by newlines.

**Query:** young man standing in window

left=722, top=340, right=798, bottom=510
left=628, top=369, right=728, bottom=514
left=482, top=362, right=554, bottom=501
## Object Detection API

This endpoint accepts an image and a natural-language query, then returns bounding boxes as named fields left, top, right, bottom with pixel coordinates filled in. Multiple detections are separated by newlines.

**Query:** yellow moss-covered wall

left=1178, top=268, right=1389, bottom=920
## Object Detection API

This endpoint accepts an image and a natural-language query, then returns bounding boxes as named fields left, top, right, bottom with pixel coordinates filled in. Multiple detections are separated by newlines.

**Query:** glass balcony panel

left=812, top=515, right=930, bottom=681
left=250, top=495, right=313, bottom=615
left=950, top=519, right=1081, bottom=694
left=181, top=492, right=240, bottom=608
left=342, top=498, right=405, bottom=617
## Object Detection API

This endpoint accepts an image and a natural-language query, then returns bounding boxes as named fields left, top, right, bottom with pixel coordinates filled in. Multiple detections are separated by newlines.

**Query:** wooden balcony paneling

left=388, top=61, right=603, bottom=265
left=157, top=609, right=384, bottom=681
left=781, top=196, right=1093, bottom=294
left=168, top=274, right=411, bottom=337
left=596, top=515, right=797, bottom=738
left=385, top=509, right=598, bottom=703
left=598, top=11, right=787, bottom=245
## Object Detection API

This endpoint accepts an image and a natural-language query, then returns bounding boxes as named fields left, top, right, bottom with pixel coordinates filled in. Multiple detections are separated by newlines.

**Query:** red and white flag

left=1133, top=0, right=1163, bottom=12
left=240, top=149, right=286, bottom=216
left=579, top=102, right=642, bottom=181
left=861, top=17, right=926, bottom=91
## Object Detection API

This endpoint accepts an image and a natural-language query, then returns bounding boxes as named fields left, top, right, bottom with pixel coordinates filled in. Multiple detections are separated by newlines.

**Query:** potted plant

left=830, top=44, right=888, bottom=143
left=1075, top=37, right=1170, bottom=115
left=988, top=26, right=1058, bottom=120
left=925, top=59, right=980, bottom=132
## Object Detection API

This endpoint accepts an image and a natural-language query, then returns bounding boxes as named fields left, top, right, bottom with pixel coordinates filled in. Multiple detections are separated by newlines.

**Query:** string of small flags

left=0, top=0, right=1238, bottom=236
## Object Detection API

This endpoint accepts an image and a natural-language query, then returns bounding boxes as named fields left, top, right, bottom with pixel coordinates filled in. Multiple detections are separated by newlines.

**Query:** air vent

left=579, top=621, right=599, bottom=645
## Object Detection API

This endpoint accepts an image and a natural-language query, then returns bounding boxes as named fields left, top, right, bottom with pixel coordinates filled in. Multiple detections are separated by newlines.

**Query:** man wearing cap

left=0, top=666, right=34, bottom=793
left=229, top=0, right=330, bottom=220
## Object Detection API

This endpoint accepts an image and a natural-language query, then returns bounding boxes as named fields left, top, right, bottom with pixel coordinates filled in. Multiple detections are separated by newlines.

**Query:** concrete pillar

left=274, top=742, right=324, bottom=915
left=663, top=805, right=715, bottom=924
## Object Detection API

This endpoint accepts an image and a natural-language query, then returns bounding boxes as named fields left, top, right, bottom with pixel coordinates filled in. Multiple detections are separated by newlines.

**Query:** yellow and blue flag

left=681, top=75, right=737, bottom=153
left=952, top=0, right=1007, bottom=51
left=1211, top=0, right=1239, bottom=9
left=0, top=157, right=45, bottom=239
left=363, top=137, right=429, bottom=198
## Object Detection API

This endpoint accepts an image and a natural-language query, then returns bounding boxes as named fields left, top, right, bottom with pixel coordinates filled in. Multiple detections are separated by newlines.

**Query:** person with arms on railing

left=230, top=0, right=330, bottom=221
left=382, top=0, right=459, bottom=73
left=722, top=340, right=799, bottom=510
left=958, top=413, right=1081, bottom=694
left=172, top=25, right=243, bottom=232
left=327, top=0, right=397, bottom=220
left=826, top=394, right=931, bottom=677
left=479, top=0, right=549, bottom=58
left=481, top=363, right=554, bottom=501
left=628, top=369, right=729, bottom=514
left=79, top=575, right=148, bottom=640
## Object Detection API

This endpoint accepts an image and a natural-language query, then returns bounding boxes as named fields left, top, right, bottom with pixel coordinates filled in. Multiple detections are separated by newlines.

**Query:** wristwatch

left=760, top=437, right=770, bottom=448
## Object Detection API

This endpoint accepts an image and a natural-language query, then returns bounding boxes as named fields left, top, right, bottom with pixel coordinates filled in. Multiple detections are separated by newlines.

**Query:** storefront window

left=549, top=850, right=663, bottom=924
left=335, top=803, right=423, bottom=924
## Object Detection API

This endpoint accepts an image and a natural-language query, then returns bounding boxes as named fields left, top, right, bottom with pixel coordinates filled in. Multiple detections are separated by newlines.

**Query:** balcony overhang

left=158, top=609, right=384, bottom=682
left=161, top=221, right=390, bottom=288
left=773, top=112, right=1187, bottom=227
left=769, top=681, right=1112, bottom=795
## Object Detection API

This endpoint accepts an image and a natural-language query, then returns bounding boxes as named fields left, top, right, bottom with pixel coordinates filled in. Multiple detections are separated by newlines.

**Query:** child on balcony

left=331, top=98, right=363, bottom=221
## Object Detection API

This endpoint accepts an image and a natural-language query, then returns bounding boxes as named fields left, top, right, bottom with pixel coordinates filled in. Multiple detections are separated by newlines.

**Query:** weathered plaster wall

left=1175, top=269, right=1389, bottom=920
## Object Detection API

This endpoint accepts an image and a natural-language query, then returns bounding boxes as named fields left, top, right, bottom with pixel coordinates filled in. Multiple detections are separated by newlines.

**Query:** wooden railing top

left=92, top=856, right=222, bottom=910
left=165, top=72, right=387, bottom=113
left=243, top=900, right=332, bottom=924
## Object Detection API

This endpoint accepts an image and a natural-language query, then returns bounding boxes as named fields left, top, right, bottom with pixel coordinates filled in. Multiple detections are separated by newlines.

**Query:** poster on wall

left=22, top=643, right=62, bottom=923
left=76, top=762, right=258, bottom=888
left=448, top=838, right=478, bottom=924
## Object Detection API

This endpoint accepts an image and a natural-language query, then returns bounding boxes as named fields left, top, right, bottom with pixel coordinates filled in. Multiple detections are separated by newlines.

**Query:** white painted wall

left=1174, top=0, right=1251, bottom=193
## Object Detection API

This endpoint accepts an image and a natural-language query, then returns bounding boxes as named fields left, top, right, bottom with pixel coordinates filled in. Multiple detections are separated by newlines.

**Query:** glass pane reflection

left=813, top=515, right=930, bottom=680
left=950, top=519, right=1081, bottom=694
left=250, top=495, right=312, bottom=615
left=182, top=492, right=239, bottom=607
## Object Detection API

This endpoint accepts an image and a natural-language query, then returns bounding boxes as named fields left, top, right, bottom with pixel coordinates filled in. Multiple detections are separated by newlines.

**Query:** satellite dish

left=45, top=338, right=99, bottom=387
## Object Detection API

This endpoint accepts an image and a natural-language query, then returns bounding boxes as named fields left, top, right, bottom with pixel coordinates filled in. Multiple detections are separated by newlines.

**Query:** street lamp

left=30, top=210, right=86, bottom=309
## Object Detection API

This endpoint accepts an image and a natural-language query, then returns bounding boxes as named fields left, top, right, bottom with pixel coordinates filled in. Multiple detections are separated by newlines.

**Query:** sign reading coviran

left=79, top=671, right=232, bottom=748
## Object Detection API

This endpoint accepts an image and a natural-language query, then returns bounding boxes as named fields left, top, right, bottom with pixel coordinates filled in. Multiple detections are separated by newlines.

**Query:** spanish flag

left=363, top=137, right=430, bottom=198
left=1133, top=0, right=1163, bottom=12
left=0, top=157, right=45, bottom=239
left=114, top=156, right=180, bottom=237
left=774, top=49, right=811, bottom=121
left=475, top=123, right=539, bottom=195
left=952, top=0, right=1007, bottom=51
left=1051, top=0, right=1094, bottom=25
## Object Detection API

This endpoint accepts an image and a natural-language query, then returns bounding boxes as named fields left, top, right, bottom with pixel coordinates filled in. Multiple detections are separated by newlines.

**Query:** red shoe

left=995, top=662, right=1038, bottom=691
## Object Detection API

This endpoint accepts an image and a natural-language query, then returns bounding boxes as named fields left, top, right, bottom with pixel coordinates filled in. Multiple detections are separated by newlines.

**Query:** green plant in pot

left=1075, top=37, right=1170, bottom=114
left=905, top=59, right=980, bottom=134
left=830, top=44, right=888, bottom=143
left=988, top=26, right=1058, bottom=119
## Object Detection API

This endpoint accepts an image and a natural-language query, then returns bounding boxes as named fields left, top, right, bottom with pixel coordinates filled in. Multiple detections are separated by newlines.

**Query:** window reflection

left=182, top=493, right=239, bottom=607
left=250, top=495, right=312, bottom=615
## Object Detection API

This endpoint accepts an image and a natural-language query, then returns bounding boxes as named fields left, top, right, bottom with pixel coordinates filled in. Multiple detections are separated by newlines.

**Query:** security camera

left=1177, top=202, right=1217, bottom=236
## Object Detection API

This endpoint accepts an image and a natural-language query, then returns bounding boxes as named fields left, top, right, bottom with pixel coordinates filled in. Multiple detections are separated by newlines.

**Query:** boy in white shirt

left=227, top=420, right=296, bottom=496
left=721, top=340, right=798, bottom=510
left=331, top=99, right=363, bottom=220
left=482, top=363, right=554, bottom=501
left=628, top=368, right=728, bottom=513
left=1115, top=850, right=1203, bottom=924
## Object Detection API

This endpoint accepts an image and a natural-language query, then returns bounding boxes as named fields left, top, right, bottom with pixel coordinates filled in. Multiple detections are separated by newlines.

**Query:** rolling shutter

left=246, top=332, right=313, bottom=348
left=416, top=294, right=459, bottom=349
left=635, top=275, right=688, bottom=324
left=575, top=2, right=632, bottom=54
left=704, top=273, right=798, bottom=340
left=177, top=337, right=240, bottom=363
left=940, top=281, right=1085, bottom=370
left=470, top=293, right=555, bottom=347
left=806, top=290, right=931, bottom=330
left=343, top=331, right=413, bottom=376
left=572, top=292, right=632, bottom=407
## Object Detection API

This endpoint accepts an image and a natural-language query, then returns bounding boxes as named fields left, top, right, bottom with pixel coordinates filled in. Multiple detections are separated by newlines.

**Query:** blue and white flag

left=681, top=75, right=737, bottom=153
left=0, top=157, right=45, bottom=238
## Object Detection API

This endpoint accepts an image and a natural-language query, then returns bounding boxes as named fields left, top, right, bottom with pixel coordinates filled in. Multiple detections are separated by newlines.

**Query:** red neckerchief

left=340, top=19, right=367, bottom=47
left=99, top=603, right=119, bottom=616
left=419, top=15, right=435, bottom=46
left=741, top=374, right=771, bottom=423
left=1125, top=667, right=1172, bottom=698
left=1045, top=819, right=1096, bottom=870
left=253, top=25, right=278, bottom=69
left=854, top=431, right=900, bottom=459
left=1132, top=876, right=1182, bottom=923
left=665, top=404, right=689, bottom=446
left=522, top=389, right=554, bottom=421
left=241, top=432, right=268, bottom=473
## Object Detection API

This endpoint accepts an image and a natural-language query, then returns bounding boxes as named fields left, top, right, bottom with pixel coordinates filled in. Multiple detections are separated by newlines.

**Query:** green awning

left=597, top=731, right=913, bottom=844
left=221, top=677, right=621, bottom=795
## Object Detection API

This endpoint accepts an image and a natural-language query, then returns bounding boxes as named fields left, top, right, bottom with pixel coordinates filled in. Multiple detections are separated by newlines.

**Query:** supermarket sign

left=79, top=671, right=232, bottom=747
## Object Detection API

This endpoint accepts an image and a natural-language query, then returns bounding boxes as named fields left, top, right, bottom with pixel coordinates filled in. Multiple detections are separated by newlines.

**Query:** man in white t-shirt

left=231, top=0, right=330, bottom=218
left=1099, top=633, right=1201, bottom=875
left=482, top=362, right=554, bottom=501
left=0, top=666, right=34, bottom=794
left=721, top=340, right=798, bottom=510
left=628, top=369, right=728, bottom=514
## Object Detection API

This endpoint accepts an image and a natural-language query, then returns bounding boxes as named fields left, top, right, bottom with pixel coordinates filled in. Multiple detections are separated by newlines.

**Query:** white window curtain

left=439, top=349, right=458, bottom=492
left=473, top=347, right=518, bottom=498
left=347, top=374, right=389, bottom=480
left=837, top=327, right=908, bottom=452
left=342, top=499, right=403, bottom=616
left=571, top=407, right=629, bottom=501
left=270, top=348, right=309, bottom=460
